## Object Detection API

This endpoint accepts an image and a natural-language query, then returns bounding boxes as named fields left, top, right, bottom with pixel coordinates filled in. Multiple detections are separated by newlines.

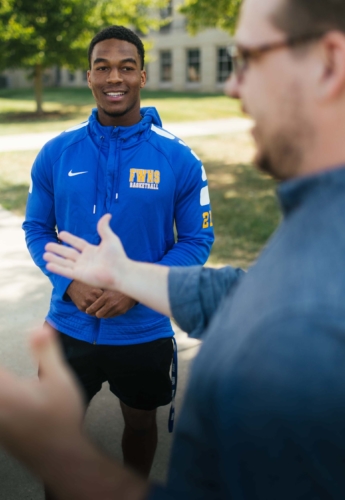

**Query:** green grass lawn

left=0, top=149, right=37, bottom=215
left=0, top=87, right=243, bottom=135
left=0, top=131, right=280, bottom=268
left=187, top=133, right=280, bottom=268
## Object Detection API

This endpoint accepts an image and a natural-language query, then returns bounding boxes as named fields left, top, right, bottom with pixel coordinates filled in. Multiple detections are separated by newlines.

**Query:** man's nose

left=106, top=68, right=123, bottom=83
left=224, top=73, right=240, bottom=99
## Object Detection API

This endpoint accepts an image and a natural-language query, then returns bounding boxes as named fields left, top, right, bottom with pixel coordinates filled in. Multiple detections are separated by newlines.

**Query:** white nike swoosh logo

left=68, top=170, right=88, bottom=177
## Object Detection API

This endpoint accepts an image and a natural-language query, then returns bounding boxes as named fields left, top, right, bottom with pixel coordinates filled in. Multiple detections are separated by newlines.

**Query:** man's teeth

left=106, top=92, right=125, bottom=96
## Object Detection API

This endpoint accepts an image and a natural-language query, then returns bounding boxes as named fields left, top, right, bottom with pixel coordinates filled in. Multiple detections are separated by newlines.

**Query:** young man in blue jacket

left=23, top=25, right=214, bottom=481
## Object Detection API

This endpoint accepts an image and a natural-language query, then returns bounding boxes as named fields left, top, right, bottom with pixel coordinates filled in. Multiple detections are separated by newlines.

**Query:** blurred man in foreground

left=2, top=0, right=345, bottom=498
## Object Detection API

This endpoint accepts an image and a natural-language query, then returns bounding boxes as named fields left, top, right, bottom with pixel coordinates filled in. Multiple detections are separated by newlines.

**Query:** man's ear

left=87, top=70, right=92, bottom=90
left=316, top=31, right=345, bottom=101
left=140, top=70, right=147, bottom=88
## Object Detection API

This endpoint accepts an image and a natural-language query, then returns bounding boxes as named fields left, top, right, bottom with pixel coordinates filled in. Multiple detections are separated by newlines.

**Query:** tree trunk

left=34, top=64, right=44, bottom=116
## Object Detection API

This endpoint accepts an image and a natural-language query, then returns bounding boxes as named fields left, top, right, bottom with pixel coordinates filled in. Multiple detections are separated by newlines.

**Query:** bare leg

left=120, top=401, right=158, bottom=477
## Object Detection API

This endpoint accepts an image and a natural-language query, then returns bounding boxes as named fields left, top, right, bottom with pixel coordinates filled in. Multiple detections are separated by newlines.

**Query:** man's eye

left=96, top=66, right=108, bottom=71
left=123, top=67, right=134, bottom=71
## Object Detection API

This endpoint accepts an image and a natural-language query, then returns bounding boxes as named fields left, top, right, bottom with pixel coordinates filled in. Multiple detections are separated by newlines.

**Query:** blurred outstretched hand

left=0, top=324, right=84, bottom=466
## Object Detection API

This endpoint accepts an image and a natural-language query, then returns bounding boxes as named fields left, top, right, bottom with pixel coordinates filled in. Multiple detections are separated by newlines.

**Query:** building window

left=160, top=51, right=172, bottom=82
left=160, top=0, right=173, bottom=33
left=217, top=47, right=232, bottom=82
left=187, top=49, right=201, bottom=82
left=68, top=71, right=75, bottom=82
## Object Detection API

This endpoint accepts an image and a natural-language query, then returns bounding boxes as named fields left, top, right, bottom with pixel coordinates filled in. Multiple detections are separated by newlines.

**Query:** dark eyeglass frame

left=228, top=32, right=327, bottom=79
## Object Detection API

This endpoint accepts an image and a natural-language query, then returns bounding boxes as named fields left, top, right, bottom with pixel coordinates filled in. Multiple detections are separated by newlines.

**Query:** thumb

left=30, top=324, right=67, bottom=381
left=97, top=213, right=114, bottom=242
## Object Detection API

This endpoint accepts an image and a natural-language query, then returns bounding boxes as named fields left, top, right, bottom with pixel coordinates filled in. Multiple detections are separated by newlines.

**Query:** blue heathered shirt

left=149, top=166, right=345, bottom=499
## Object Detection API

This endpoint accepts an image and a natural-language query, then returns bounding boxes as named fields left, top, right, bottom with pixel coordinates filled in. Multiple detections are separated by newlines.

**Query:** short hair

left=88, top=26, right=145, bottom=70
left=271, top=0, right=345, bottom=38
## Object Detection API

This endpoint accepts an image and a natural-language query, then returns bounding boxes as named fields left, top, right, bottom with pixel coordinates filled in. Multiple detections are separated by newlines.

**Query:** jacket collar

left=88, top=106, right=162, bottom=144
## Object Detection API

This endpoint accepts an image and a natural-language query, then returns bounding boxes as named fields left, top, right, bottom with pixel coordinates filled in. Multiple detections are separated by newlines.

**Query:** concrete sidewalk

left=0, top=117, right=252, bottom=152
left=0, top=206, right=200, bottom=499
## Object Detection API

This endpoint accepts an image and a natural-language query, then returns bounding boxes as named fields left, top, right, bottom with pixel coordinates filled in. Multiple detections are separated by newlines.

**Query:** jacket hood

left=140, top=106, right=162, bottom=127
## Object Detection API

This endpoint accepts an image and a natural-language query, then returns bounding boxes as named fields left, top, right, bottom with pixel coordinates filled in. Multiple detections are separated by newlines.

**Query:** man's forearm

left=117, top=260, right=172, bottom=317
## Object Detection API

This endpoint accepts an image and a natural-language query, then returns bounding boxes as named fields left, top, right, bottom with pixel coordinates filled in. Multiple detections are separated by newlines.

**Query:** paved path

left=0, top=205, right=200, bottom=499
left=0, top=117, right=252, bottom=152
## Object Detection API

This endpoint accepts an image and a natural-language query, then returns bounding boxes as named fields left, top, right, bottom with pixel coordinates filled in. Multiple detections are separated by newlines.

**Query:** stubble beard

left=254, top=84, right=314, bottom=181
left=255, top=131, right=305, bottom=181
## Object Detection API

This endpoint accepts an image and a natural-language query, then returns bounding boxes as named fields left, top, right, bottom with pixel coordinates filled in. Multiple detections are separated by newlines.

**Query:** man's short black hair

left=271, top=0, right=345, bottom=39
left=88, top=25, right=145, bottom=70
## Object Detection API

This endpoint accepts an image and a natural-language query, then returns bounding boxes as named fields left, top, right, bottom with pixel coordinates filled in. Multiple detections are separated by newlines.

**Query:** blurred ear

left=87, top=70, right=92, bottom=90
left=316, top=31, right=345, bottom=101
left=140, top=70, right=147, bottom=88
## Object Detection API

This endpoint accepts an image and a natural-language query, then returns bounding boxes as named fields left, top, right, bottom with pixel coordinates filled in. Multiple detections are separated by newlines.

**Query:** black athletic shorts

left=57, top=331, right=174, bottom=411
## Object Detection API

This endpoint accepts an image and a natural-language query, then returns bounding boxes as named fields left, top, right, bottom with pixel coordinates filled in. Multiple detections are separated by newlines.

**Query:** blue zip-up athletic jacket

left=23, top=107, right=214, bottom=345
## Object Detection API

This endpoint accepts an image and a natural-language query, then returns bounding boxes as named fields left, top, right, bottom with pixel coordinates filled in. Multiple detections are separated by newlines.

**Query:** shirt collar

left=277, top=165, right=345, bottom=215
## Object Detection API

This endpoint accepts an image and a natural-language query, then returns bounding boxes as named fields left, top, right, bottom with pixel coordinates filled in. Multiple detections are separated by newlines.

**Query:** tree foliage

left=0, top=0, right=169, bottom=113
left=180, top=0, right=242, bottom=34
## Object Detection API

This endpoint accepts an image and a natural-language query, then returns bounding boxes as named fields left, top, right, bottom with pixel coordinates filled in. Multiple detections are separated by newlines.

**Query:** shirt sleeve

left=168, top=266, right=245, bottom=339
left=22, top=146, right=72, bottom=299
left=158, top=148, right=214, bottom=267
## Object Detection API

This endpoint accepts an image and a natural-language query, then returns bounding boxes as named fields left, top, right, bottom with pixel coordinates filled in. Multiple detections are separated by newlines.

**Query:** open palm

left=44, top=214, right=127, bottom=291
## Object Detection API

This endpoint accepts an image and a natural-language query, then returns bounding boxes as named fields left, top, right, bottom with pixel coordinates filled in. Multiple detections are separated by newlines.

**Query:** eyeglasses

left=228, top=32, right=327, bottom=80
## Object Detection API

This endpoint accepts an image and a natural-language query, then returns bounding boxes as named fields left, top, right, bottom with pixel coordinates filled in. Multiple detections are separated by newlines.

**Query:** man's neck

left=298, top=144, right=345, bottom=179
left=97, top=107, right=142, bottom=128
left=292, top=114, right=345, bottom=178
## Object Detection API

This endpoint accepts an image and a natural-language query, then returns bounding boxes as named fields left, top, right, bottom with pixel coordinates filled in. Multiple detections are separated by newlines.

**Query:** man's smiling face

left=87, top=38, right=146, bottom=127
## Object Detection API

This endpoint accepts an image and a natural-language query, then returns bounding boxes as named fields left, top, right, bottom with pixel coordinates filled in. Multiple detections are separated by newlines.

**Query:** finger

left=30, top=326, right=67, bottom=382
left=97, top=308, right=121, bottom=319
left=95, top=304, right=117, bottom=318
left=43, top=252, right=76, bottom=268
left=57, top=231, right=89, bottom=252
left=30, top=328, right=86, bottom=413
left=91, top=288, right=104, bottom=299
left=101, top=289, right=123, bottom=298
left=45, top=262, right=77, bottom=279
left=97, top=214, right=114, bottom=242
left=44, top=243, right=81, bottom=261
left=85, top=293, right=107, bottom=315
